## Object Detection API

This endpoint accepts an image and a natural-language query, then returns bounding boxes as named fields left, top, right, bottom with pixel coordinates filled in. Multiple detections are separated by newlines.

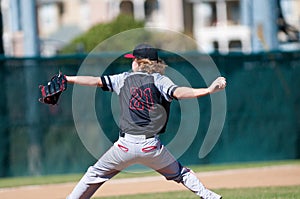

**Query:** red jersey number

left=129, top=87, right=154, bottom=111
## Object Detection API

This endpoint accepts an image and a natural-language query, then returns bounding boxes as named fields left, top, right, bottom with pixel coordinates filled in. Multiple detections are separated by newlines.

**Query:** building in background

left=191, top=0, right=251, bottom=53
left=2, top=0, right=300, bottom=56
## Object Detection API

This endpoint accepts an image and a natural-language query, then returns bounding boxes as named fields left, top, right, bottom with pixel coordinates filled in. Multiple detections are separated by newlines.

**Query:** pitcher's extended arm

left=66, top=76, right=103, bottom=87
left=173, top=77, right=226, bottom=99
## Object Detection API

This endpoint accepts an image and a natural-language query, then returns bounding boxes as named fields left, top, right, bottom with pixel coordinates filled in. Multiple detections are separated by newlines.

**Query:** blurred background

left=2, top=0, right=300, bottom=56
left=0, top=0, right=299, bottom=177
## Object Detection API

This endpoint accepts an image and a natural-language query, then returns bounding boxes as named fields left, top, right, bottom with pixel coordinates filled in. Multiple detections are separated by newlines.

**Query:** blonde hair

left=136, top=58, right=167, bottom=75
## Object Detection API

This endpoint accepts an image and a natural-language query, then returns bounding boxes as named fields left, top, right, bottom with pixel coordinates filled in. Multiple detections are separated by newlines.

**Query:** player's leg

left=66, top=181, right=103, bottom=199
left=67, top=143, right=131, bottom=199
left=142, top=144, right=222, bottom=199
left=176, top=166, right=222, bottom=199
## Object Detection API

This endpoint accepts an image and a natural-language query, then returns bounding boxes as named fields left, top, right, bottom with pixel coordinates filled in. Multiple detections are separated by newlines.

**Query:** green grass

left=188, top=159, right=300, bottom=173
left=95, top=186, right=300, bottom=199
left=0, top=173, right=82, bottom=188
left=0, top=160, right=299, bottom=189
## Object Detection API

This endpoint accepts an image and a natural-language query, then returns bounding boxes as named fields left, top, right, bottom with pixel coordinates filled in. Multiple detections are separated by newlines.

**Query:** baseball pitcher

left=65, top=44, right=226, bottom=199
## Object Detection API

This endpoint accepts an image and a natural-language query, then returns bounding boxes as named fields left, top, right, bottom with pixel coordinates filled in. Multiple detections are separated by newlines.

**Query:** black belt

left=120, top=132, right=156, bottom=139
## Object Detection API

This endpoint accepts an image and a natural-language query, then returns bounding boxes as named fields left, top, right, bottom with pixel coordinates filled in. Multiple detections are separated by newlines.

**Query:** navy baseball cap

left=124, top=44, right=158, bottom=61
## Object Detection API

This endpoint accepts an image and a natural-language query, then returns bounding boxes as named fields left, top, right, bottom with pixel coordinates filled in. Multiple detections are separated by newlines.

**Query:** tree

left=60, top=15, right=145, bottom=54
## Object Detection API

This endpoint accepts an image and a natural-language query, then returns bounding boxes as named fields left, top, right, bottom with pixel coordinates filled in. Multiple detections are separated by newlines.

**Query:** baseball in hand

left=209, top=77, right=226, bottom=93
left=217, top=77, right=226, bottom=88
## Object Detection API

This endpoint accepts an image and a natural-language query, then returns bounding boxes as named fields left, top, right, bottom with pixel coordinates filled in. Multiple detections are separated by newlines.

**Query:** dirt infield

left=0, top=164, right=300, bottom=199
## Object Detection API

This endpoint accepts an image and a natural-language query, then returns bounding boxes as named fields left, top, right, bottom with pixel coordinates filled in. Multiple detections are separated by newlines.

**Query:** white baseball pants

left=67, top=135, right=221, bottom=199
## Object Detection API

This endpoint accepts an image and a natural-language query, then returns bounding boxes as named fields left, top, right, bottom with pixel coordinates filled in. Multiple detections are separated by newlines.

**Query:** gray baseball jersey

left=101, top=71, right=178, bottom=137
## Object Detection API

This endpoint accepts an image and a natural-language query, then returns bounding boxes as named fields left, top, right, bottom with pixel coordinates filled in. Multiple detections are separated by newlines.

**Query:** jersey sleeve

left=101, top=72, right=128, bottom=95
left=154, top=74, right=178, bottom=102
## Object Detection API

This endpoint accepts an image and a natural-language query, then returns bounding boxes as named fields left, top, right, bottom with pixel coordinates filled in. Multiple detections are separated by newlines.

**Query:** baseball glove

left=39, top=73, right=67, bottom=105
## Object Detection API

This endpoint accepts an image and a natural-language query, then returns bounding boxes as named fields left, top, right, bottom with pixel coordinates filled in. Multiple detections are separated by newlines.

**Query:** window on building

left=226, top=0, right=240, bottom=25
left=144, top=0, right=159, bottom=20
left=120, top=0, right=134, bottom=16
left=229, top=40, right=242, bottom=51
left=183, top=0, right=194, bottom=35
left=200, top=0, right=241, bottom=26
left=55, top=2, right=64, bottom=16
left=201, top=2, right=217, bottom=27
left=213, top=41, right=219, bottom=52
left=39, top=3, right=60, bottom=34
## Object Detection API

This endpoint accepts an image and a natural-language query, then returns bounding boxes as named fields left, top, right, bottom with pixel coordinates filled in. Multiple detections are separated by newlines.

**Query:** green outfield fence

left=0, top=50, right=299, bottom=177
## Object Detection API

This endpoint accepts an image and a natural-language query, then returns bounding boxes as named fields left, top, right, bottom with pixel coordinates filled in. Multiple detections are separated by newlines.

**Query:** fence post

left=0, top=58, right=9, bottom=177
left=24, top=59, right=42, bottom=176
left=21, top=0, right=42, bottom=175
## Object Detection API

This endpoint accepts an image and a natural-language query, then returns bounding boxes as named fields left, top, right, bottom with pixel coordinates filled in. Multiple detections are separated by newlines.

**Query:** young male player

left=66, top=44, right=226, bottom=199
